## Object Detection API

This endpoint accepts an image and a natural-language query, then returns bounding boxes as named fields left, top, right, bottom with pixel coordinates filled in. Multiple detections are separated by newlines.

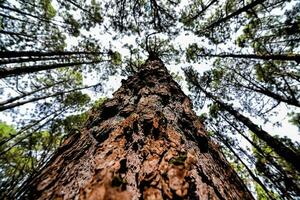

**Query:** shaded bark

left=19, top=59, right=253, bottom=199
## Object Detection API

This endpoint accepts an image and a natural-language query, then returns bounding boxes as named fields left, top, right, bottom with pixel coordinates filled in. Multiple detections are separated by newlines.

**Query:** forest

left=0, top=0, right=299, bottom=199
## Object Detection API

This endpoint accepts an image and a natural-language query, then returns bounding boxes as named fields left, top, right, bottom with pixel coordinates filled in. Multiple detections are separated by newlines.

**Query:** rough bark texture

left=20, top=59, right=253, bottom=200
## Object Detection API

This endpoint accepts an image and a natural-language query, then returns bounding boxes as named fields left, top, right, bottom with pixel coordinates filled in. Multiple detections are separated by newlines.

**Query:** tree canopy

left=0, top=0, right=299, bottom=199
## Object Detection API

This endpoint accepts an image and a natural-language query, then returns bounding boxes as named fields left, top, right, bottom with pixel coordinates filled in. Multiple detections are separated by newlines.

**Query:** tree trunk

left=197, top=53, right=300, bottom=63
left=204, top=0, right=265, bottom=30
left=19, top=59, right=253, bottom=199
left=0, top=61, right=98, bottom=79
left=192, top=82, right=300, bottom=173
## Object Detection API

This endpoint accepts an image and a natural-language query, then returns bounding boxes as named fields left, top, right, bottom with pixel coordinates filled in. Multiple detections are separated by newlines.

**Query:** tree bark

left=19, top=59, right=253, bottom=199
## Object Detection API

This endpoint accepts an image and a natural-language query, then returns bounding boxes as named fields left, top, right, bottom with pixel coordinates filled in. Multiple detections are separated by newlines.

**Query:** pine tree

left=19, top=58, right=253, bottom=199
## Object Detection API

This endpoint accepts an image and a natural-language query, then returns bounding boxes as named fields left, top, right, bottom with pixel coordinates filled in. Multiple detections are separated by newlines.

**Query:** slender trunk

left=0, top=13, right=36, bottom=25
left=0, top=30, right=37, bottom=39
left=0, top=61, right=98, bottom=79
left=204, top=0, right=265, bottom=30
left=0, top=51, right=102, bottom=58
left=229, top=67, right=300, bottom=107
left=190, top=78, right=300, bottom=172
left=234, top=81, right=300, bottom=107
left=0, top=83, right=100, bottom=111
left=0, top=56, right=85, bottom=65
left=18, top=59, right=253, bottom=199
left=220, top=112, right=300, bottom=187
left=213, top=130, right=275, bottom=200
left=0, top=108, right=67, bottom=157
left=188, top=0, right=217, bottom=21
left=0, top=108, right=63, bottom=147
left=0, top=80, right=66, bottom=106
left=64, top=0, right=99, bottom=21
left=197, top=53, right=300, bottom=63
left=0, top=4, right=65, bottom=27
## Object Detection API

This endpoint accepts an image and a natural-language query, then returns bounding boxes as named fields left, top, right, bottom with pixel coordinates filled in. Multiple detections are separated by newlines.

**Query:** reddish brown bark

left=19, top=59, right=253, bottom=199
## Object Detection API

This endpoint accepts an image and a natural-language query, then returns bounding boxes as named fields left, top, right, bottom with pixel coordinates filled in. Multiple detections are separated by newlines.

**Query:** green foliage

left=198, top=113, right=207, bottom=123
left=211, top=68, right=224, bottom=88
left=0, top=122, right=61, bottom=193
left=288, top=112, right=300, bottom=129
left=54, top=97, right=106, bottom=134
left=63, top=91, right=91, bottom=107
left=254, top=183, right=280, bottom=200
left=171, top=71, right=183, bottom=83
left=92, top=97, right=107, bottom=109
left=40, top=0, right=57, bottom=19
left=254, top=63, right=278, bottom=83
left=0, top=121, right=16, bottom=138
left=252, top=133, right=300, bottom=199
left=186, top=43, right=200, bottom=62
left=57, top=112, right=89, bottom=133
left=63, top=13, right=81, bottom=37
left=110, top=51, right=122, bottom=65
left=209, top=103, right=221, bottom=118
left=169, top=152, right=187, bottom=165
left=90, top=0, right=103, bottom=23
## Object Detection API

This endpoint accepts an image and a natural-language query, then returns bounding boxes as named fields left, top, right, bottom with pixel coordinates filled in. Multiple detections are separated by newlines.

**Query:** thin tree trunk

left=233, top=81, right=300, bottom=107
left=204, top=0, right=265, bottom=30
left=213, top=129, right=275, bottom=200
left=189, top=78, right=300, bottom=172
left=0, top=80, right=66, bottom=106
left=0, top=55, right=86, bottom=65
left=0, top=51, right=103, bottom=58
left=197, top=53, right=300, bottom=63
left=188, top=0, right=217, bottom=21
left=0, top=4, right=65, bottom=27
left=19, top=59, right=253, bottom=199
left=0, top=61, right=98, bottom=79
left=0, top=107, right=64, bottom=147
left=0, top=83, right=100, bottom=111
left=0, top=30, right=37, bottom=39
left=64, top=0, right=101, bottom=22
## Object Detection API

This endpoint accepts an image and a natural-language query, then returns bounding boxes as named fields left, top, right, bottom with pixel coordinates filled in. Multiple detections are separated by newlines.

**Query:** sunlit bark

left=19, top=59, right=253, bottom=199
